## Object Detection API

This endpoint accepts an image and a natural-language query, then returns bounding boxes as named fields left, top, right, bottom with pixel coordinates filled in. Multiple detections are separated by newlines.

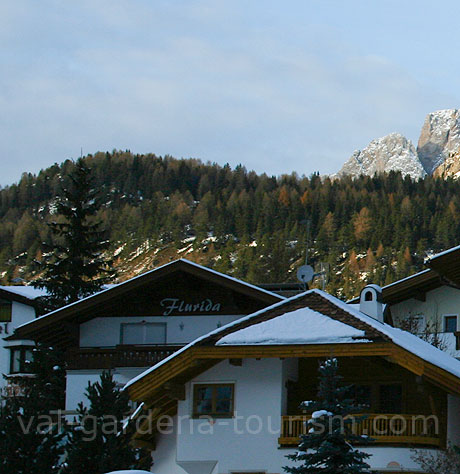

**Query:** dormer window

left=0, top=299, right=12, bottom=322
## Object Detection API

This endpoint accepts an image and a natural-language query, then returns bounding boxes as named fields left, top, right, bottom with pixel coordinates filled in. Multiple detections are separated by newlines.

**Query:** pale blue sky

left=1, top=0, right=459, bottom=185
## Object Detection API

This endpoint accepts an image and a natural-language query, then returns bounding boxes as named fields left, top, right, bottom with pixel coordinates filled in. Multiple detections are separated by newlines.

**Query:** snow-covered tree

left=33, top=158, right=115, bottom=312
left=63, top=371, right=151, bottom=474
left=284, top=358, right=372, bottom=474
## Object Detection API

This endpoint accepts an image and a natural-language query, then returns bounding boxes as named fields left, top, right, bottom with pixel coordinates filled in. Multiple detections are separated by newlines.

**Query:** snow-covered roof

left=317, top=290, right=460, bottom=379
left=0, top=286, right=47, bottom=300
left=13, top=259, right=283, bottom=342
left=125, top=288, right=460, bottom=392
left=217, top=307, right=368, bottom=345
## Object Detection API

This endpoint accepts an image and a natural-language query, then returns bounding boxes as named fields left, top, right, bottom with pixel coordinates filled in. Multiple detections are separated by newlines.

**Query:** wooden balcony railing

left=279, top=414, right=441, bottom=447
left=66, top=345, right=184, bottom=370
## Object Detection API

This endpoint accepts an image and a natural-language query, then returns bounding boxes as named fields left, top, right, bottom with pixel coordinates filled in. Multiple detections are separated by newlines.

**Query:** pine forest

left=1, top=150, right=460, bottom=300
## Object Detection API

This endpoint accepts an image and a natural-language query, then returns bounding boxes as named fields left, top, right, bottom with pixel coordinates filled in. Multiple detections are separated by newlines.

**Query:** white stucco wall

left=65, top=367, right=146, bottom=410
left=80, top=315, right=242, bottom=347
left=0, top=301, right=36, bottom=391
left=390, top=285, right=460, bottom=357
left=151, top=357, right=444, bottom=474
left=175, top=358, right=283, bottom=473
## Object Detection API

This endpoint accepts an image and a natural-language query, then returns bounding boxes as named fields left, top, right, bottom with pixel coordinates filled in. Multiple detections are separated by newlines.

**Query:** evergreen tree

left=0, top=345, right=66, bottom=474
left=63, top=371, right=151, bottom=474
left=33, top=158, right=115, bottom=312
left=284, top=358, right=372, bottom=474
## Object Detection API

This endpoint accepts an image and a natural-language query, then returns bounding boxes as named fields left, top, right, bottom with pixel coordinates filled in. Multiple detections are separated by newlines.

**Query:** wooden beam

left=163, top=382, right=185, bottom=400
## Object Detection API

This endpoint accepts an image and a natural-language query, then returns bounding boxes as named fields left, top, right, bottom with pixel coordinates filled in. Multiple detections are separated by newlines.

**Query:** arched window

left=364, top=291, right=373, bottom=302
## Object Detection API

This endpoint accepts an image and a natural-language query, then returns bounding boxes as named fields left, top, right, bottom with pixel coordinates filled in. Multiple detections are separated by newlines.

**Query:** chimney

left=359, top=284, right=384, bottom=323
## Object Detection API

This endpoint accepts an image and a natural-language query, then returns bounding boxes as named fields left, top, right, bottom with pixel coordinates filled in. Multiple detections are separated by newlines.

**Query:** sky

left=1, top=0, right=460, bottom=186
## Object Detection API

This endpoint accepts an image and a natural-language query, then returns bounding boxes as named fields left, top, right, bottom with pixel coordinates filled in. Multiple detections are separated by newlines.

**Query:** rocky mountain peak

left=417, top=109, right=460, bottom=174
left=337, top=133, right=426, bottom=180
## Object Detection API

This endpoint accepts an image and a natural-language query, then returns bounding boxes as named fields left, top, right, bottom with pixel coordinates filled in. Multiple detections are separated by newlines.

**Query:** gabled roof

left=0, top=286, right=46, bottom=307
left=348, top=269, right=443, bottom=305
left=11, top=259, right=283, bottom=346
left=348, top=244, right=460, bottom=305
left=426, top=244, right=460, bottom=287
left=125, top=289, right=460, bottom=402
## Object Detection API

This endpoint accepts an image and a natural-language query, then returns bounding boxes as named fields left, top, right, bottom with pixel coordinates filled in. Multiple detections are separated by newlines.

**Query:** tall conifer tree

left=33, top=158, right=115, bottom=312
left=63, top=371, right=151, bottom=474
left=0, top=345, right=66, bottom=474
left=284, top=358, right=372, bottom=474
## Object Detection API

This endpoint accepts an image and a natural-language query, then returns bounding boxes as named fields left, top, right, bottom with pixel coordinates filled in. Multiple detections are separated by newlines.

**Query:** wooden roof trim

left=426, top=246, right=460, bottom=287
left=391, top=345, right=460, bottom=396
left=127, top=342, right=460, bottom=405
left=347, top=246, right=460, bottom=305
left=0, top=288, right=37, bottom=308
left=201, top=291, right=389, bottom=347
left=348, top=269, right=442, bottom=305
left=13, top=259, right=282, bottom=339
left=126, top=290, right=395, bottom=398
left=126, top=342, right=394, bottom=401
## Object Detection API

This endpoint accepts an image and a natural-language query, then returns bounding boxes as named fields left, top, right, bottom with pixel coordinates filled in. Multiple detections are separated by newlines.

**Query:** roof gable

left=0, top=286, right=44, bottom=307
left=12, top=259, right=282, bottom=346
left=216, top=306, right=368, bottom=345
left=125, top=289, right=460, bottom=399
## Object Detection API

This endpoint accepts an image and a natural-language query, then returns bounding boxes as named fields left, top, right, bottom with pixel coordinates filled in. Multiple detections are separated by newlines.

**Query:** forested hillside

left=1, top=150, right=459, bottom=299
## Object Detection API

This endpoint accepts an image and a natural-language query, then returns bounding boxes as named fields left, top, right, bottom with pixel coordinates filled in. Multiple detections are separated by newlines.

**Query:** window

left=120, top=322, right=166, bottom=345
left=347, top=384, right=372, bottom=410
left=444, top=315, right=458, bottom=333
left=193, top=383, right=234, bottom=418
left=10, top=347, right=34, bottom=374
left=0, top=299, right=12, bottom=322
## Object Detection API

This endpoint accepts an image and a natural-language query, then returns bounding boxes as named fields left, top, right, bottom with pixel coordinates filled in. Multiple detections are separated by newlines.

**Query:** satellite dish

left=297, top=264, right=314, bottom=284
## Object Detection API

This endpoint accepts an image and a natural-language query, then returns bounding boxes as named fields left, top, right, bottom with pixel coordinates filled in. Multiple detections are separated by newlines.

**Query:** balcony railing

left=66, top=345, right=184, bottom=370
left=279, top=414, right=441, bottom=447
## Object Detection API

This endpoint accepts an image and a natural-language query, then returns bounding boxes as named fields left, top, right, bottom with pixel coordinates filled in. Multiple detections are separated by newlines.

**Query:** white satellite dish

left=297, top=264, right=314, bottom=284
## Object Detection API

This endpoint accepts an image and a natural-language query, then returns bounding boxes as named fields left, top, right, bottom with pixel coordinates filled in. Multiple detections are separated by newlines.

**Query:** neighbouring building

left=125, top=285, right=460, bottom=474
left=10, top=259, right=283, bottom=410
left=0, top=285, right=45, bottom=394
left=349, top=245, right=460, bottom=357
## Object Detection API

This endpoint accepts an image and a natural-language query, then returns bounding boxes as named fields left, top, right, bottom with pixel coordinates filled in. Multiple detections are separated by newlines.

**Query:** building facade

left=126, top=286, right=460, bottom=474
left=11, top=259, right=282, bottom=410
left=0, top=286, right=45, bottom=394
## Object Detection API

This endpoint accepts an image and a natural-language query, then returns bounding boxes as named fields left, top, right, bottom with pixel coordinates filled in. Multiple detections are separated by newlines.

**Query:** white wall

left=151, top=357, right=443, bottom=474
left=66, top=367, right=146, bottom=410
left=0, top=301, right=36, bottom=391
left=176, top=358, right=284, bottom=473
left=80, top=315, right=242, bottom=347
left=391, top=286, right=460, bottom=356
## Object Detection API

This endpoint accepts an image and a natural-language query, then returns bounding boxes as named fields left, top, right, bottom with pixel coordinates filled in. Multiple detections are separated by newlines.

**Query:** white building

left=125, top=285, right=460, bottom=474
left=0, top=285, right=45, bottom=394
left=349, top=245, right=460, bottom=358
left=11, top=259, right=283, bottom=410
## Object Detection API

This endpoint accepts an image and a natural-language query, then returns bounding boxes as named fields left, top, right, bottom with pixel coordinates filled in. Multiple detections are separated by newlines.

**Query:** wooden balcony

left=66, top=345, right=184, bottom=370
left=279, top=414, right=441, bottom=447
